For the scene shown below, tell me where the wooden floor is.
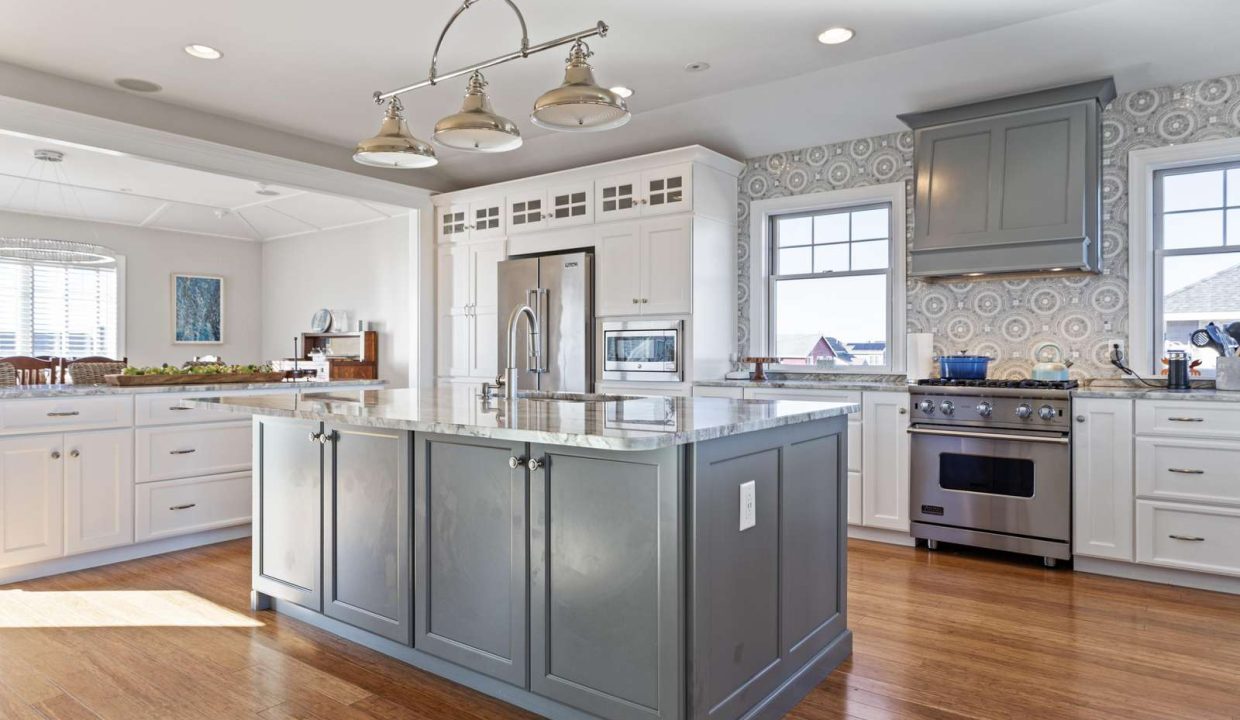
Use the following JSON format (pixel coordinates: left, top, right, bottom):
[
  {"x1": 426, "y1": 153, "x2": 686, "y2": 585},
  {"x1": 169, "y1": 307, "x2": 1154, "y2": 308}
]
[{"x1": 2, "y1": 540, "x2": 1238, "y2": 720}]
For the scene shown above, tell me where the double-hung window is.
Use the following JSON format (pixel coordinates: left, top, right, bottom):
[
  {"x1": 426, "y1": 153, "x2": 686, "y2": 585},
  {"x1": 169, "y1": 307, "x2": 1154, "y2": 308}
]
[
  {"x1": 766, "y1": 201, "x2": 896, "y2": 369},
  {"x1": 1152, "y1": 162, "x2": 1240, "y2": 374},
  {"x1": 0, "y1": 247, "x2": 120, "y2": 358}
]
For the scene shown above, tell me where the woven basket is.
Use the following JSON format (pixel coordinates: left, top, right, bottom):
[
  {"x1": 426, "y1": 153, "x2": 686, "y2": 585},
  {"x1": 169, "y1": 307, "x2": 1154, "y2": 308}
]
[
  {"x1": 68, "y1": 362, "x2": 128, "y2": 385},
  {"x1": 0, "y1": 362, "x2": 14, "y2": 387}
]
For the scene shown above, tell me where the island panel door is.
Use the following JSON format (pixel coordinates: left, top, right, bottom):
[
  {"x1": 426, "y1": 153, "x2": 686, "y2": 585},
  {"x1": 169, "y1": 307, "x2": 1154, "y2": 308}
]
[
  {"x1": 528, "y1": 444, "x2": 682, "y2": 720},
  {"x1": 324, "y1": 424, "x2": 412, "y2": 644},
  {"x1": 253, "y1": 417, "x2": 323, "y2": 611},
  {"x1": 414, "y1": 433, "x2": 528, "y2": 685}
]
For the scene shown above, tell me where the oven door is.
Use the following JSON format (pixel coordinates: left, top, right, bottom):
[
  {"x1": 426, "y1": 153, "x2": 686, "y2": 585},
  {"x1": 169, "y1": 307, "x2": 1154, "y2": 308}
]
[
  {"x1": 601, "y1": 324, "x2": 681, "y2": 381},
  {"x1": 909, "y1": 425, "x2": 1071, "y2": 542}
]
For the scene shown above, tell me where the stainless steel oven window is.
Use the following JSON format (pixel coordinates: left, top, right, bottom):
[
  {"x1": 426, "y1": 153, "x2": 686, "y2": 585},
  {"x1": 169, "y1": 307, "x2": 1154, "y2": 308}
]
[
  {"x1": 768, "y1": 202, "x2": 893, "y2": 368},
  {"x1": 1152, "y1": 161, "x2": 1240, "y2": 377}
]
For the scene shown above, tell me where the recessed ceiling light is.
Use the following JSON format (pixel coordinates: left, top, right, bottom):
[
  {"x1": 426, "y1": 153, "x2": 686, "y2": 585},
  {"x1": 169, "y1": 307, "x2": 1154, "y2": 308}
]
[
  {"x1": 255, "y1": 184, "x2": 280, "y2": 196},
  {"x1": 684, "y1": 61, "x2": 711, "y2": 73},
  {"x1": 184, "y1": 44, "x2": 223, "y2": 60},
  {"x1": 115, "y1": 78, "x2": 162, "y2": 93},
  {"x1": 609, "y1": 86, "x2": 634, "y2": 99},
  {"x1": 817, "y1": 27, "x2": 855, "y2": 45}
]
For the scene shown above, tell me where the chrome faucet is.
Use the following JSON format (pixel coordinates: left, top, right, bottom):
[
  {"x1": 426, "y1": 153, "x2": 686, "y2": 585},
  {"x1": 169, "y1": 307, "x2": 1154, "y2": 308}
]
[{"x1": 501, "y1": 304, "x2": 540, "y2": 399}]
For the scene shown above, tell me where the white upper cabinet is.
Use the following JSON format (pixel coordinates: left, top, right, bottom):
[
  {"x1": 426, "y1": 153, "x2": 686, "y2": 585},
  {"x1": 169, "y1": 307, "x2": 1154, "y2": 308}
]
[
  {"x1": 546, "y1": 183, "x2": 594, "y2": 228},
  {"x1": 595, "y1": 222, "x2": 643, "y2": 316},
  {"x1": 506, "y1": 189, "x2": 548, "y2": 234},
  {"x1": 640, "y1": 217, "x2": 693, "y2": 315},
  {"x1": 437, "y1": 203, "x2": 471, "y2": 243},
  {"x1": 469, "y1": 197, "x2": 505, "y2": 240},
  {"x1": 595, "y1": 172, "x2": 642, "y2": 221},
  {"x1": 437, "y1": 239, "x2": 503, "y2": 379},
  {"x1": 639, "y1": 163, "x2": 693, "y2": 217}
]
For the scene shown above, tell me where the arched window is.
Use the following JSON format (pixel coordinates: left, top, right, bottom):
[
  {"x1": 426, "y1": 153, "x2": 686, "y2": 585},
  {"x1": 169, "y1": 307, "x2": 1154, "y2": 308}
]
[{"x1": 0, "y1": 238, "x2": 120, "y2": 358}]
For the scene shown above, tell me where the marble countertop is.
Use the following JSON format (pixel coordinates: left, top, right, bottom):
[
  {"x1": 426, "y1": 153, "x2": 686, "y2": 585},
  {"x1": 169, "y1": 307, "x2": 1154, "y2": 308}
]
[
  {"x1": 695, "y1": 379, "x2": 911, "y2": 392},
  {"x1": 0, "y1": 379, "x2": 385, "y2": 399},
  {"x1": 187, "y1": 386, "x2": 859, "y2": 451},
  {"x1": 1074, "y1": 381, "x2": 1240, "y2": 402}
]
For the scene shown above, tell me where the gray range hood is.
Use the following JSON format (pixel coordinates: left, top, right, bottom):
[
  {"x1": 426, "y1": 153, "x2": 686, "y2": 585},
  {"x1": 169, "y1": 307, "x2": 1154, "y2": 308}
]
[{"x1": 899, "y1": 78, "x2": 1117, "y2": 278}]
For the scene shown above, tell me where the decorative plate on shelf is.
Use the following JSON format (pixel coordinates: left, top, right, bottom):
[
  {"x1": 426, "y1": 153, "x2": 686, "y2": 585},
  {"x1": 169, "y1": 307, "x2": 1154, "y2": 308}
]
[{"x1": 310, "y1": 308, "x2": 332, "y2": 333}]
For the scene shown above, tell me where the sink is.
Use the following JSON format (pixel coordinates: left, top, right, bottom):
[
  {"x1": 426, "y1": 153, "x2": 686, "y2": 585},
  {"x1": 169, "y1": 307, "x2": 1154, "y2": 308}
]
[{"x1": 515, "y1": 391, "x2": 639, "y2": 403}]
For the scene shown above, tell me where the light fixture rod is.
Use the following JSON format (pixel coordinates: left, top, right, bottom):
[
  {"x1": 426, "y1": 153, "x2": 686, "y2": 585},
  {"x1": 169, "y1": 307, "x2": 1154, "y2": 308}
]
[{"x1": 374, "y1": 20, "x2": 608, "y2": 103}]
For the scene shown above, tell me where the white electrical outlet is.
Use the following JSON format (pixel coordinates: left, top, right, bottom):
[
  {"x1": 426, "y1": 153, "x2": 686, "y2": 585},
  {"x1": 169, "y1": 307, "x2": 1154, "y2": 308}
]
[{"x1": 739, "y1": 480, "x2": 756, "y2": 531}]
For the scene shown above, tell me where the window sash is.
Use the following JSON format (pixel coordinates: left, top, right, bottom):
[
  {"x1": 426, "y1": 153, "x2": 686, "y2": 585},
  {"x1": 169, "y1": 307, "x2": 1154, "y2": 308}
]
[
  {"x1": 0, "y1": 258, "x2": 118, "y2": 359},
  {"x1": 767, "y1": 202, "x2": 895, "y2": 369}
]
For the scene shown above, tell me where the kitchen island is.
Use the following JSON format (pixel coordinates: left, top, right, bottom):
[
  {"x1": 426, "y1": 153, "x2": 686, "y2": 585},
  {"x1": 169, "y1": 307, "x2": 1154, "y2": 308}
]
[{"x1": 192, "y1": 386, "x2": 856, "y2": 720}]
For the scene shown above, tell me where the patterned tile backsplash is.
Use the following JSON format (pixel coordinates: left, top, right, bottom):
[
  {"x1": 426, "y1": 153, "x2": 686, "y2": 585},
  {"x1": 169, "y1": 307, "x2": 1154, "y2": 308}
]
[{"x1": 735, "y1": 72, "x2": 1240, "y2": 379}]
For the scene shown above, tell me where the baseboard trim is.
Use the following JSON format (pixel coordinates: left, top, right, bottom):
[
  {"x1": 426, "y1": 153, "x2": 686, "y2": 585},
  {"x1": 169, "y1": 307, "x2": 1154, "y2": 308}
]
[
  {"x1": 848, "y1": 525, "x2": 915, "y2": 546},
  {"x1": 1074, "y1": 556, "x2": 1240, "y2": 596},
  {"x1": 0, "y1": 524, "x2": 251, "y2": 585},
  {"x1": 743, "y1": 630, "x2": 853, "y2": 720}
]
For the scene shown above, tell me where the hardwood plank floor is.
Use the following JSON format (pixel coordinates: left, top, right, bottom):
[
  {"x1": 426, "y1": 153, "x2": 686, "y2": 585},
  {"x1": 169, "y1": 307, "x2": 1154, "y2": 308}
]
[{"x1": 2, "y1": 539, "x2": 1238, "y2": 719}]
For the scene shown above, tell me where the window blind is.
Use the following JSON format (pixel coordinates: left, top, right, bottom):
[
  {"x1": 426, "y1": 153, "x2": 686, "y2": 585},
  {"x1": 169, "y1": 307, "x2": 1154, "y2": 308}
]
[{"x1": 0, "y1": 258, "x2": 117, "y2": 358}]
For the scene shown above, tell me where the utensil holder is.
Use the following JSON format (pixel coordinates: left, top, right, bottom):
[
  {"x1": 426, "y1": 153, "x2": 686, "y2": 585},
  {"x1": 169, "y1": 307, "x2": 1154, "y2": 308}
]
[{"x1": 1217, "y1": 357, "x2": 1240, "y2": 391}]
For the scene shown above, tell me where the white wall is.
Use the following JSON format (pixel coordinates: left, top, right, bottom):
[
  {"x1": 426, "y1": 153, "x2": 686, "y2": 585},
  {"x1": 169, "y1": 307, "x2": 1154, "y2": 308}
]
[
  {"x1": 261, "y1": 215, "x2": 413, "y2": 388},
  {"x1": 0, "y1": 209, "x2": 262, "y2": 367}
]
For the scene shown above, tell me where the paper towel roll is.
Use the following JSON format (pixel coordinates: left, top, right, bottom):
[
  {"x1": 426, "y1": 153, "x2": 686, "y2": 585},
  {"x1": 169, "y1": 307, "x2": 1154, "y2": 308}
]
[{"x1": 906, "y1": 333, "x2": 935, "y2": 380}]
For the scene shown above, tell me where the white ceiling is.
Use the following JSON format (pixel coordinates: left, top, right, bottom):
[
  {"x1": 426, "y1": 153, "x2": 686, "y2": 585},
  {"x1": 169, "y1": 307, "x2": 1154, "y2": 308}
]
[
  {"x1": 1, "y1": 0, "x2": 1239, "y2": 190},
  {"x1": 0, "y1": 130, "x2": 409, "y2": 241}
]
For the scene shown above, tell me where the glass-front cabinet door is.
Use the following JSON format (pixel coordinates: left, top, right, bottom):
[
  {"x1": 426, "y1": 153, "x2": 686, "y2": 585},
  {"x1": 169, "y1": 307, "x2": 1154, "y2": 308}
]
[
  {"x1": 639, "y1": 163, "x2": 693, "y2": 216},
  {"x1": 546, "y1": 183, "x2": 594, "y2": 228},
  {"x1": 437, "y1": 203, "x2": 471, "y2": 242},
  {"x1": 468, "y1": 197, "x2": 505, "y2": 240},
  {"x1": 506, "y1": 190, "x2": 548, "y2": 234},
  {"x1": 595, "y1": 173, "x2": 641, "y2": 221}
]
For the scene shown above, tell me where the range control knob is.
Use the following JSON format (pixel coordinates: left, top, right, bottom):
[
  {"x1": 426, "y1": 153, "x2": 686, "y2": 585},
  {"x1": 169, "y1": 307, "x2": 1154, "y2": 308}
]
[
  {"x1": 916, "y1": 400, "x2": 936, "y2": 414},
  {"x1": 1039, "y1": 405, "x2": 1057, "y2": 421},
  {"x1": 1015, "y1": 403, "x2": 1034, "y2": 419},
  {"x1": 939, "y1": 400, "x2": 955, "y2": 416},
  {"x1": 975, "y1": 401, "x2": 993, "y2": 417}
]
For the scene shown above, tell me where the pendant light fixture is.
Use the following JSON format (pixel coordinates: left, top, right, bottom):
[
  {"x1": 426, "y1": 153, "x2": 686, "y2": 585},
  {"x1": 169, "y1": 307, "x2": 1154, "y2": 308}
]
[
  {"x1": 355, "y1": 0, "x2": 625, "y2": 169},
  {"x1": 433, "y1": 71, "x2": 522, "y2": 152},
  {"x1": 531, "y1": 40, "x2": 629, "y2": 132},
  {"x1": 353, "y1": 98, "x2": 438, "y2": 169}
]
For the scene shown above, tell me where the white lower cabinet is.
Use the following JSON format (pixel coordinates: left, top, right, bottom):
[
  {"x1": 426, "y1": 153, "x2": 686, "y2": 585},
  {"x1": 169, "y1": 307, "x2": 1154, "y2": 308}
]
[
  {"x1": 65, "y1": 429, "x2": 134, "y2": 555},
  {"x1": 136, "y1": 472, "x2": 251, "y2": 543},
  {"x1": 1136, "y1": 501, "x2": 1240, "y2": 577},
  {"x1": 0, "y1": 434, "x2": 64, "y2": 568},
  {"x1": 136, "y1": 421, "x2": 251, "y2": 484},
  {"x1": 861, "y1": 392, "x2": 910, "y2": 532},
  {"x1": 1071, "y1": 398, "x2": 1135, "y2": 561}
]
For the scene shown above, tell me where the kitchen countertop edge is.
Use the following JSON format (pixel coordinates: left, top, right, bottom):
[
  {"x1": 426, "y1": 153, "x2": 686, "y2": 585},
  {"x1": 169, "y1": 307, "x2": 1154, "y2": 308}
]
[{"x1": 0, "y1": 379, "x2": 386, "y2": 399}]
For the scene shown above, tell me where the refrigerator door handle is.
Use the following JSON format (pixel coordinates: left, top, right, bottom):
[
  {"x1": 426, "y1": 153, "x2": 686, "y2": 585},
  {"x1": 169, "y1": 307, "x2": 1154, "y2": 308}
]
[{"x1": 537, "y1": 287, "x2": 550, "y2": 373}]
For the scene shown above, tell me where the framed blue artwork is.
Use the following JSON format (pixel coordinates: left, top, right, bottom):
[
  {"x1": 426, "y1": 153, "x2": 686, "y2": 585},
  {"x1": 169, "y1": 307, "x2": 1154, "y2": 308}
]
[{"x1": 172, "y1": 273, "x2": 224, "y2": 344}]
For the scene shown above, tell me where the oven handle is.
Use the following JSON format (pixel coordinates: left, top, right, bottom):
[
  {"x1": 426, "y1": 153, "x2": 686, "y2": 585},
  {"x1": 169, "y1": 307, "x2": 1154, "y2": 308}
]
[{"x1": 906, "y1": 427, "x2": 1070, "y2": 445}]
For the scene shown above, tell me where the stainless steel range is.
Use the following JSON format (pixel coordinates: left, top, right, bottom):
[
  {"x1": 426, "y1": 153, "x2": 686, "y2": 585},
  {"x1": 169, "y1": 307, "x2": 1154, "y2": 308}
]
[{"x1": 908, "y1": 379, "x2": 1076, "y2": 567}]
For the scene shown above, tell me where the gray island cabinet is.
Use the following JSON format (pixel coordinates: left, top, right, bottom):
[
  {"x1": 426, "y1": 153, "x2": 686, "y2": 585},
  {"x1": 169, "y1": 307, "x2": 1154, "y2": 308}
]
[{"x1": 195, "y1": 386, "x2": 857, "y2": 720}]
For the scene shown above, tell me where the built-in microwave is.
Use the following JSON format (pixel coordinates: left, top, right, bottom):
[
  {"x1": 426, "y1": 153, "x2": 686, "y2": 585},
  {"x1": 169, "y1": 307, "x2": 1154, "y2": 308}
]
[{"x1": 601, "y1": 320, "x2": 683, "y2": 382}]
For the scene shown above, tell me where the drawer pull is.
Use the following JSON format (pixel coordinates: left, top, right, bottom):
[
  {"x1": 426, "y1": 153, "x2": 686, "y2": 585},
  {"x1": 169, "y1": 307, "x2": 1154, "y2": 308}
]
[
  {"x1": 169, "y1": 503, "x2": 197, "y2": 511},
  {"x1": 46, "y1": 411, "x2": 80, "y2": 417},
  {"x1": 169, "y1": 448, "x2": 197, "y2": 455},
  {"x1": 169, "y1": 406, "x2": 194, "y2": 411},
  {"x1": 1168, "y1": 417, "x2": 1204, "y2": 422},
  {"x1": 1168, "y1": 468, "x2": 1205, "y2": 474},
  {"x1": 1169, "y1": 534, "x2": 1205, "y2": 542}
]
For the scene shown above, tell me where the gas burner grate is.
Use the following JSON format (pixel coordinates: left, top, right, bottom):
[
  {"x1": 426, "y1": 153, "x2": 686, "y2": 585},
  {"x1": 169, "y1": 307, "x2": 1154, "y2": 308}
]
[{"x1": 916, "y1": 378, "x2": 1078, "y2": 390}]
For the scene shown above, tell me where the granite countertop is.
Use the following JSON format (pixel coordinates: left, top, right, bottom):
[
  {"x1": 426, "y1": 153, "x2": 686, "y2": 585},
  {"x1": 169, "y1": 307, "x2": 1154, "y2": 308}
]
[
  {"x1": 186, "y1": 386, "x2": 859, "y2": 451},
  {"x1": 0, "y1": 379, "x2": 385, "y2": 399},
  {"x1": 694, "y1": 378, "x2": 911, "y2": 392},
  {"x1": 1074, "y1": 380, "x2": 1240, "y2": 402}
]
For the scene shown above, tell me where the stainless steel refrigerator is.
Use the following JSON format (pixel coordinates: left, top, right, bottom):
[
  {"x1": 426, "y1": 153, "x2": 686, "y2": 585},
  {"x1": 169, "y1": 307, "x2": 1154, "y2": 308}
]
[{"x1": 496, "y1": 251, "x2": 593, "y2": 393}]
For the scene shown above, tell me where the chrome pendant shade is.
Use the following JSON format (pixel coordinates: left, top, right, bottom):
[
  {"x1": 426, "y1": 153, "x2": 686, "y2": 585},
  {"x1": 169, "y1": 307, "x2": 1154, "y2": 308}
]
[
  {"x1": 354, "y1": 1, "x2": 625, "y2": 169},
  {"x1": 433, "y1": 72, "x2": 522, "y2": 152},
  {"x1": 531, "y1": 41, "x2": 629, "y2": 132},
  {"x1": 353, "y1": 98, "x2": 438, "y2": 169}
]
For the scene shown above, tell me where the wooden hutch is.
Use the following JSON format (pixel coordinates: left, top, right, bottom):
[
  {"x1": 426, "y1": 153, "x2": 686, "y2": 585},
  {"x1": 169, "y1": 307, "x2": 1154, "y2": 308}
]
[{"x1": 299, "y1": 331, "x2": 379, "y2": 380}]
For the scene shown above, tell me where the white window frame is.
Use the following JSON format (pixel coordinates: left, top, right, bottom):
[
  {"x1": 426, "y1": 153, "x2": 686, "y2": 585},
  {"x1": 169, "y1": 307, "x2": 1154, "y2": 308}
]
[
  {"x1": 747, "y1": 182, "x2": 907, "y2": 374},
  {"x1": 0, "y1": 251, "x2": 126, "y2": 360},
  {"x1": 1129, "y1": 137, "x2": 1240, "y2": 376}
]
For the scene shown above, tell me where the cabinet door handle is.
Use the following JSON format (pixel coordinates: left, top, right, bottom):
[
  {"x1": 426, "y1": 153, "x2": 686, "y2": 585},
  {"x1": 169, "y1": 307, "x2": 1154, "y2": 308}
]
[
  {"x1": 319, "y1": 431, "x2": 337, "y2": 445},
  {"x1": 47, "y1": 411, "x2": 80, "y2": 417},
  {"x1": 70, "y1": 449, "x2": 80, "y2": 458},
  {"x1": 527, "y1": 457, "x2": 545, "y2": 471},
  {"x1": 308, "y1": 431, "x2": 322, "y2": 443},
  {"x1": 169, "y1": 405, "x2": 193, "y2": 411},
  {"x1": 1168, "y1": 468, "x2": 1204, "y2": 474},
  {"x1": 1169, "y1": 534, "x2": 1205, "y2": 542},
  {"x1": 632, "y1": 298, "x2": 639, "y2": 304},
  {"x1": 169, "y1": 503, "x2": 197, "y2": 511},
  {"x1": 169, "y1": 448, "x2": 197, "y2": 455},
  {"x1": 898, "y1": 407, "x2": 908, "y2": 414},
  {"x1": 640, "y1": 298, "x2": 648, "y2": 304},
  {"x1": 1075, "y1": 415, "x2": 1086, "y2": 423},
  {"x1": 1168, "y1": 417, "x2": 1204, "y2": 422},
  {"x1": 50, "y1": 450, "x2": 61, "y2": 460},
  {"x1": 508, "y1": 456, "x2": 526, "y2": 469}
]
